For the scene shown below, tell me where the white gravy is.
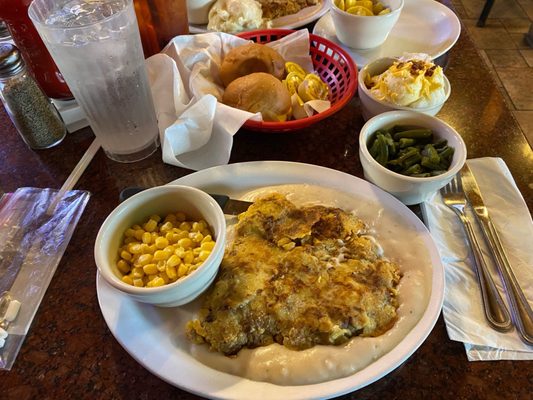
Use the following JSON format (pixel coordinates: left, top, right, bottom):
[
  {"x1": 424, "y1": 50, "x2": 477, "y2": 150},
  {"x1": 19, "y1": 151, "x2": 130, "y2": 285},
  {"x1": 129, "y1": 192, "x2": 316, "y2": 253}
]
[{"x1": 188, "y1": 184, "x2": 432, "y2": 385}]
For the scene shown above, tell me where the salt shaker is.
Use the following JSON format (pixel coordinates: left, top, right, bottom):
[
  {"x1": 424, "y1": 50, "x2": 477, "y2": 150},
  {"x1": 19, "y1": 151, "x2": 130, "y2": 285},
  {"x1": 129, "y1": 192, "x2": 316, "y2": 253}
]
[{"x1": 0, "y1": 43, "x2": 66, "y2": 149}]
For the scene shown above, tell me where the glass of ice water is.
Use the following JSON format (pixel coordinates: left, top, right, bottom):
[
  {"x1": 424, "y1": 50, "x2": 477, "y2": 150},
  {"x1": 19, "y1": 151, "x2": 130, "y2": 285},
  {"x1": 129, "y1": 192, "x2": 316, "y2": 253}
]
[{"x1": 29, "y1": 0, "x2": 159, "y2": 163}]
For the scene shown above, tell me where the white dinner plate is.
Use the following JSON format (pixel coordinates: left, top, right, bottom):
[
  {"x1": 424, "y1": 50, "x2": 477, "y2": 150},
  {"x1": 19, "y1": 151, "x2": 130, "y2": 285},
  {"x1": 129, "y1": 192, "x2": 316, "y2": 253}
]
[
  {"x1": 189, "y1": 0, "x2": 328, "y2": 33},
  {"x1": 97, "y1": 161, "x2": 444, "y2": 400},
  {"x1": 312, "y1": 0, "x2": 461, "y2": 68}
]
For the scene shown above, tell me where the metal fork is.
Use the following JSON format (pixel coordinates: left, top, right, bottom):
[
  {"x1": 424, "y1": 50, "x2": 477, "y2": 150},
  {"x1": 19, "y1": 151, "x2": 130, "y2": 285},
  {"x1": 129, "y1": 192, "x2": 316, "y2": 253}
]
[{"x1": 440, "y1": 175, "x2": 512, "y2": 332}]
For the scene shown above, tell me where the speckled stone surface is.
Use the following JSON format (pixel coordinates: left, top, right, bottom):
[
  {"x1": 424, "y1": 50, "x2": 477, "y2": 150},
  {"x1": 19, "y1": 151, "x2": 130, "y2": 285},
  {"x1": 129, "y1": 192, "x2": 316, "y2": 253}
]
[{"x1": 0, "y1": 5, "x2": 532, "y2": 400}]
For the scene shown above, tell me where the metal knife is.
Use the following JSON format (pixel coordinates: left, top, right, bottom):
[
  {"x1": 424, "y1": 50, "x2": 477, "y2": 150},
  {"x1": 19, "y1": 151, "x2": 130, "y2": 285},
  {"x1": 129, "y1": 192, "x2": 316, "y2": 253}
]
[
  {"x1": 461, "y1": 164, "x2": 533, "y2": 346},
  {"x1": 119, "y1": 187, "x2": 252, "y2": 215}
]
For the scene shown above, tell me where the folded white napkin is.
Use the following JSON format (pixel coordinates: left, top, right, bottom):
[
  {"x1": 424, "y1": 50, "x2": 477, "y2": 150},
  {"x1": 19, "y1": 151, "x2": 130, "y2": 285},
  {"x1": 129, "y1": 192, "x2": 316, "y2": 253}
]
[
  {"x1": 145, "y1": 30, "x2": 316, "y2": 171},
  {"x1": 421, "y1": 157, "x2": 533, "y2": 360}
]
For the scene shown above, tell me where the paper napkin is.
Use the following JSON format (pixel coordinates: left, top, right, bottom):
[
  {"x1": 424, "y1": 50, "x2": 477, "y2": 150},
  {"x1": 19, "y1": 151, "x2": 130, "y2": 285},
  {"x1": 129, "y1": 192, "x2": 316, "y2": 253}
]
[
  {"x1": 145, "y1": 30, "x2": 316, "y2": 171},
  {"x1": 421, "y1": 157, "x2": 533, "y2": 360}
]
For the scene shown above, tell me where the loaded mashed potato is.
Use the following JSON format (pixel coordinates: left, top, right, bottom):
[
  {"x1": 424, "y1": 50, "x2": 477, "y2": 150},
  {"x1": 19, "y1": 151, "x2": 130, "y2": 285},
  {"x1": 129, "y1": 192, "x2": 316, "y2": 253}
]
[{"x1": 365, "y1": 54, "x2": 447, "y2": 108}]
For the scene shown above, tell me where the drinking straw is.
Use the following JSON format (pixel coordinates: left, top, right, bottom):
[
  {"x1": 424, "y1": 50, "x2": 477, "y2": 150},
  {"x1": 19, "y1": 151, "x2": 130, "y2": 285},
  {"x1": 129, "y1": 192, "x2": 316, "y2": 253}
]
[{"x1": 46, "y1": 137, "x2": 100, "y2": 215}]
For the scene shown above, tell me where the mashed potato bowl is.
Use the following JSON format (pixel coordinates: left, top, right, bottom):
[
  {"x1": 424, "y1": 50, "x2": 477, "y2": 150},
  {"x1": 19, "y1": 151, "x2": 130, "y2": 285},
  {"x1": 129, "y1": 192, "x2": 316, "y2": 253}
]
[
  {"x1": 330, "y1": 0, "x2": 403, "y2": 49},
  {"x1": 95, "y1": 185, "x2": 226, "y2": 307},
  {"x1": 358, "y1": 57, "x2": 451, "y2": 121},
  {"x1": 359, "y1": 110, "x2": 467, "y2": 205}
]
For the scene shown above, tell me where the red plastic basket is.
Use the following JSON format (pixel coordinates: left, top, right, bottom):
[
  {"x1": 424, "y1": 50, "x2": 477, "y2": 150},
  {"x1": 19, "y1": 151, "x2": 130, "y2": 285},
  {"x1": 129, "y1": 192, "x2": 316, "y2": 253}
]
[{"x1": 236, "y1": 29, "x2": 358, "y2": 132}]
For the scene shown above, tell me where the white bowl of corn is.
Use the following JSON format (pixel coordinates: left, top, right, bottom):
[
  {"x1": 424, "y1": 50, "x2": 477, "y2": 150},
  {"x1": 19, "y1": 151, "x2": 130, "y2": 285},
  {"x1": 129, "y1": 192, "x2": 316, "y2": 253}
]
[{"x1": 95, "y1": 185, "x2": 226, "y2": 307}]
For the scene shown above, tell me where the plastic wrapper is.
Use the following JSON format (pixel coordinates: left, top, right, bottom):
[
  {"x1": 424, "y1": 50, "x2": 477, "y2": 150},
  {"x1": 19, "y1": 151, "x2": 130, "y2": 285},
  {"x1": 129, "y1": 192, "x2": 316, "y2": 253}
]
[
  {"x1": 421, "y1": 158, "x2": 533, "y2": 360},
  {"x1": 0, "y1": 187, "x2": 90, "y2": 370}
]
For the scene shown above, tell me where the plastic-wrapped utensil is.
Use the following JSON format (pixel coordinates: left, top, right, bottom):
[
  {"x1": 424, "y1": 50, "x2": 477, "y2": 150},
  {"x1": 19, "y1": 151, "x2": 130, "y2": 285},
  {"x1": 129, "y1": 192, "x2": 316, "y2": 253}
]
[{"x1": 0, "y1": 187, "x2": 90, "y2": 370}]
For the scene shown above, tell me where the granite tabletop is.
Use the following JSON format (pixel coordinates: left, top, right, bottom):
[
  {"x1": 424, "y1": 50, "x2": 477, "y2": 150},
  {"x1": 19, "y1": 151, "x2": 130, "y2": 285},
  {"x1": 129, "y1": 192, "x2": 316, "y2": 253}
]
[{"x1": 0, "y1": 4, "x2": 532, "y2": 399}]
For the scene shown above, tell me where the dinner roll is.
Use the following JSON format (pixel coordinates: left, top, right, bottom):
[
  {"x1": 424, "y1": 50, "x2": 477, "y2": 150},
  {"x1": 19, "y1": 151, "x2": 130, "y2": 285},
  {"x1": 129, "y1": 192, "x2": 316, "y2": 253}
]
[
  {"x1": 219, "y1": 43, "x2": 286, "y2": 87},
  {"x1": 222, "y1": 72, "x2": 291, "y2": 122}
]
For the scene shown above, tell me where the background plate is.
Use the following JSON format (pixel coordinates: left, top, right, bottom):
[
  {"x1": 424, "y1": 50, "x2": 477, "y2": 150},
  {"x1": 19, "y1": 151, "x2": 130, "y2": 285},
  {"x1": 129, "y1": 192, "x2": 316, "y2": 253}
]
[
  {"x1": 313, "y1": 0, "x2": 461, "y2": 68},
  {"x1": 97, "y1": 161, "x2": 444, "y2": 400},
  {"x1": 190, "y1": 0, "x2": 328, "y2": 33}
]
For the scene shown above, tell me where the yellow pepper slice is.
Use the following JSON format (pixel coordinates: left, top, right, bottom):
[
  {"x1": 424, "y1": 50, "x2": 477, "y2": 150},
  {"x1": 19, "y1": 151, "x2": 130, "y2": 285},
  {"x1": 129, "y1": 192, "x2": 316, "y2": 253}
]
[
  {"x1": 297, "y1": 74, "x2": 329, "y2": 102},
  {"x1": 283, "y1": 72, "x2": 304, "y2": 95},
  {"x1": 285, "y1": 62, "x2": 307, "y2": 79}
]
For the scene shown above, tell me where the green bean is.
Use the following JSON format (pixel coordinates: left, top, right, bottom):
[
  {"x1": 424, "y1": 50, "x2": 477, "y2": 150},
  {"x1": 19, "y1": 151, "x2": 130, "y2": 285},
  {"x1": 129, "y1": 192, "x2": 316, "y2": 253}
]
[
  {"x1": 393, "y1": 128, "x2": 433, "y2": 141},
  {"x1": 366, "y1": 125, "x2": 456, "y2": 177},
  {"x1": 402, "y1": 163, "x2": 423, "y2": 175},
  {"x1": 399, "y1": 138, "x2": 416, "y2": 148},
  {"x1": 375, "y1": 134, "x2": 389, "y2": 166}
]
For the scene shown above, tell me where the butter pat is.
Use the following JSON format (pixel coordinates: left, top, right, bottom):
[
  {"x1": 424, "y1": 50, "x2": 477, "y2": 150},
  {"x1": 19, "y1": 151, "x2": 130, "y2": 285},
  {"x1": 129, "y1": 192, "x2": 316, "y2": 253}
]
[
  {"x1": 0, "y1": 327, "x2": 7, "y2": 349},
  {"x1": 5, "y1": 299, "x2": 21, "y2": 322}
]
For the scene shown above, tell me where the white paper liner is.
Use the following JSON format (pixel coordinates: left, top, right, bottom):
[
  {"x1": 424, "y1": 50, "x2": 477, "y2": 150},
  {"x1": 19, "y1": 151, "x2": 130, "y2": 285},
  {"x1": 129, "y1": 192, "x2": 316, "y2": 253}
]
[{"x1": 145, "y1": 30, "x2": 329, "y2": 170}]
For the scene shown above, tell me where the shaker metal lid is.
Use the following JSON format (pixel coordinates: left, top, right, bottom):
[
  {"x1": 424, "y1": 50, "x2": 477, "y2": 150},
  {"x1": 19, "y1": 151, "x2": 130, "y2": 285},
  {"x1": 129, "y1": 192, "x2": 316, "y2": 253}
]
[
  {"x1": 0, "y1": 20, "x2": 10, "y2": 40},
  {"x1": 0, "y1": 43, "x2": 24, "y2": 77}
]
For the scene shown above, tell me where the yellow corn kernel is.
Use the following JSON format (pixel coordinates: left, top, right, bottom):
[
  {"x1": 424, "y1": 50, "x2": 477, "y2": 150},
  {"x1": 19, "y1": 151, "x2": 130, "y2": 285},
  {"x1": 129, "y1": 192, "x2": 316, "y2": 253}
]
[
  {"x1": 143, "y1": 263, "x2": 159, "y2": 275},
  {"x1": 149, "y1": 214, "x2": 161, "y2": 223},
  {"x1": 141, "y1": 244, "x2": 155, "y2": 254},
  {"x1": 175, "y1": 230, "x2": 189, "y2": 240},
  {"x1": 159, "y1": 271, "x2": 170, "y2": 283},
  {"x1": 174, "y1": 247, "x2": 186, "y2": 258},
  {"x1": 157, "y1": 260, "x2": 166, "y2": 272},
  {"x1": 175, "y1": 212, "x2": 186, "y2": 222},
  {"x1": 163, "y1": 245, "x2": 175, "y2": 254},
  {"x1": 130, "y1": 243, "x2": 144, "y2": 255},
  {"x1": 190, "y1": 232, "x2": 204, "y2": 243},
  {"x1": 151, "y1": 277, "x2": 165, "y2": 287},
  {"x1": 193, "y1": 247, "x2": 201, "y2": 256},
  {"x1": 120, "y1": 250, "x2": 132, "y2": 261},
  {"x1": 124, "y1": 228, "x2": 136, "y2": 238},
  {"x1": 166, "y1": 265, "x2": 177, "y2": 280},
  {"x1": 183, "y1": 251, "x2": 194, "y2": 264},
  {"x1": 177, "y1": 264, "x2": 189, "y2": 278},
  {"x1": 132, "y1": 224, "x2": 142, "y2": 230},
  {"x1": 141, "y1": 232, "x2": 152, "y2": 244},
  {"x1": 133, "y1": 278, "x2": 144, "y2": 287},
  {"x1": 191, "y1": 221, "x2": 201, "y2": 232},
  {"x1": 166, "y1": 232, "x2": 178, "y2": 243},
  {"x1": 122, "y1": 275, "x2": 134, "y2": 285},
  {"x1": 198, "y1": 250, "x2": 211, "y2": 261},
  {"x1": 138, "y1": 254, "x2": 153, "y2": 266},
  {"x1": 117, "y1": 259, "x2": 131, "y2": 274},
  {"x1": 160, "y1": 221, "x2": 174, "y2": 234},
  {"x1": 164, "y1": 213, "x2": 177, "y2": 224},
  {"x1": 178, "y1": 238, "x2": 193, "y2": 249},
  {"x1": 134, "y1": 229, "x2": 144, "y2": 240},
  {"x1": 153, "y1": 250, "x2": 168, "y2": 261},
  {"x1": 167, "y1": 254, "x2": 181, "y2": 267},
  {"x1": 200, "y1": 241, "x2": 215, "y2": 251},
  {"x1": 155, "y1": 236, "x2": 169, "y2": 249},
  {"x1": 147, "y1": 273, "x2": 158, "y2": 281},
  {"x1": 201, "y1": 234, "x2": 212, "y2": 244},
  {"x1": 132, "y1": 267, "x2": 145, "y2": 279},
  {"x1": 144, "y1": 219, "x2": 158, "y2": 233},
  {"x1": 188, "y1": 264, "x2": 199, "y2": 273},
  {"x1": 179, "y1": 221, "x2": 192, "y2": 231}
]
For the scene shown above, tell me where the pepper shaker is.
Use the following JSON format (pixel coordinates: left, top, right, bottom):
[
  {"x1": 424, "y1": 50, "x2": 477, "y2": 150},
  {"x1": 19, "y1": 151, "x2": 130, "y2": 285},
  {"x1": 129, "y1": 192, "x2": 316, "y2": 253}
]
[{"x1": 0, "y1": 43, "x2": 66, "y2": 149}]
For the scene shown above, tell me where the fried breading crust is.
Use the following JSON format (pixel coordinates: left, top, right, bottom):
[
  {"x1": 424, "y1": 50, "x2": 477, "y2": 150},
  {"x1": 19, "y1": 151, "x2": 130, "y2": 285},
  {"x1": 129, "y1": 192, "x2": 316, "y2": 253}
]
[
  {"x1": 257, "y1": 0, "x2": 319, "y2": 20},
  {"x1": 187, "y1": 193, "x2": 401, "y2": 355}
]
